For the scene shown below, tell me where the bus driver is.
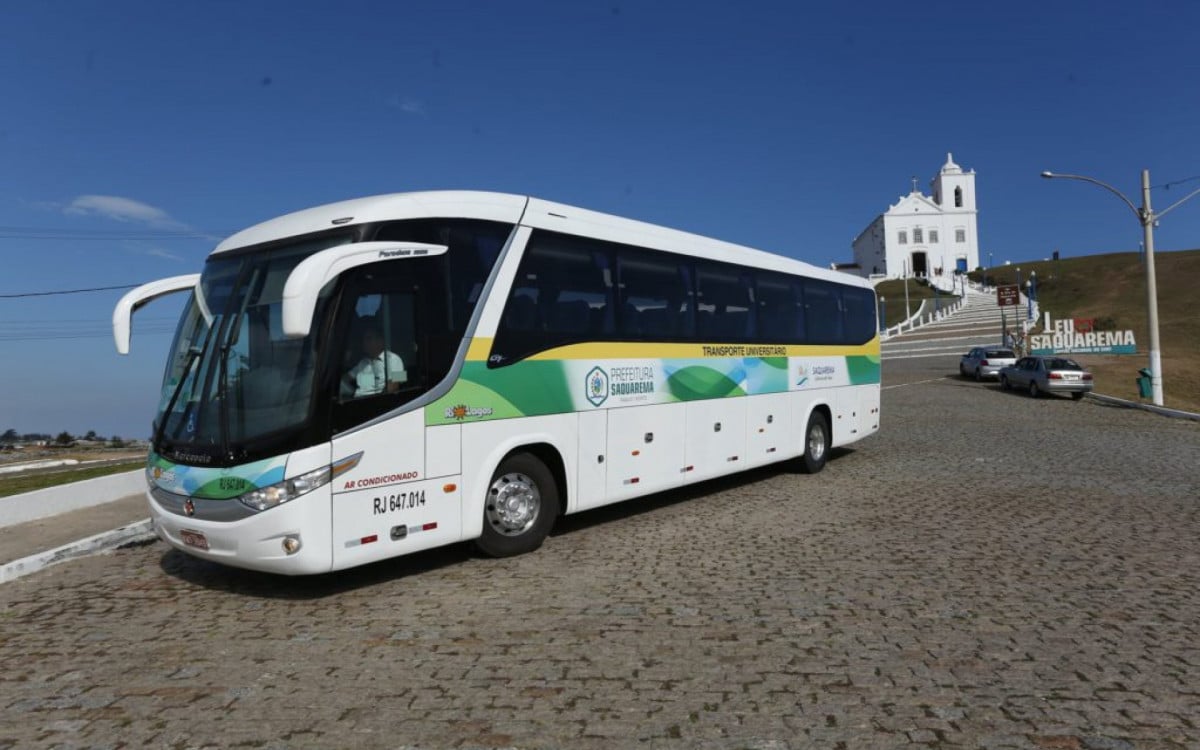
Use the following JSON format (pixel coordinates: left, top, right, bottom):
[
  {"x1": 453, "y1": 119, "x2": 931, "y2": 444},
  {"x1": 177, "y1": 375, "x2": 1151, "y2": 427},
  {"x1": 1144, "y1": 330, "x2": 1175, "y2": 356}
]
[{"x1": 341, "y1": 325, "x2": 406, "y2": 399}]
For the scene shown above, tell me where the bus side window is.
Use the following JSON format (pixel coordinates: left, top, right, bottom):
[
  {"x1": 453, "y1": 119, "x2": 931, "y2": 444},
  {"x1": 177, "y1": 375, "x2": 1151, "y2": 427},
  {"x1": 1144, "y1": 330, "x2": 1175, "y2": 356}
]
[
  {"x1": 505, "y1": 293, "x2": 539, "y2": 332},
  {"x1": 490, "y1": 230, "x2": 615, "y2": 366},
  {"x1": 841, "y1": 287, "x2": 876, "y2": 344},
  {"x1": 372, "y1": 218, "x2": 510, "y2": 334},
  {"x1": 755, "y1": 271, "x2": 802, "y2": 343},
  {"x1": 803, "y1": 279, "x2": 844, "y2": 344},
  {"x1": 551, "y1": 298, "x2": 591, "y2": 334},
  {"x1": 616, "y1": 250, "x2": 692, "y2": 341},
  {"x1": 696, "y1": 261, "x2": 755, "y2": 342}
]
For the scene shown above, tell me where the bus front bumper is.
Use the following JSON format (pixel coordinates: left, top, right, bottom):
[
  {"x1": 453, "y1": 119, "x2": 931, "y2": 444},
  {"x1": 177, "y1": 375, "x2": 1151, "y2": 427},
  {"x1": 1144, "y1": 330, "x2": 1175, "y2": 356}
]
[{"x1": 147, "y1": 485, "x2": 334, "y2": 575}]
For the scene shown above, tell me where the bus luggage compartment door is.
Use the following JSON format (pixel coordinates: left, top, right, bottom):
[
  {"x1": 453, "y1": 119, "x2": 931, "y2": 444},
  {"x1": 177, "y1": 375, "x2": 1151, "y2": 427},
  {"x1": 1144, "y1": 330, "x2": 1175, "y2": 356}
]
[
  {"x1": 575, "y1": 409, "x2": 609, "y2": 512},
  {"x1": 605, "y1": 402, "x2": 686, "y2": 502},
  {"x1": 684, "y1": 396, "x2": 746, "y2": 483},
  {"x1": 744, "y1": 392, "x2": 791, "y2": 468}
]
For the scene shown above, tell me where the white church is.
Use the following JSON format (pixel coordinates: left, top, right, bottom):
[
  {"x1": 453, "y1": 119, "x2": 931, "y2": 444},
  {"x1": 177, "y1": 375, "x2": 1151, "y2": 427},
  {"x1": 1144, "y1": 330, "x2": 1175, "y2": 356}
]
[{"x1": 849, "y1": 153, "x2": 980, "y2": 287}]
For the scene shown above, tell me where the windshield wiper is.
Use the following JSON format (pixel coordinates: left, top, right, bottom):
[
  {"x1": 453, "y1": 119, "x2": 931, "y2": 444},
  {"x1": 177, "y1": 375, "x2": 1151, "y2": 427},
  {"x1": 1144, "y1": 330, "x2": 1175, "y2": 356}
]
[
  {"x1": 217, "y1": 339, "x2": 231, "y2": 458},
  {"x1": 152, "y1": 338, "x2": 208, "y2": 449},
  {"x1": 216, "y1": 269, "x2": 259, "y2": 459}
]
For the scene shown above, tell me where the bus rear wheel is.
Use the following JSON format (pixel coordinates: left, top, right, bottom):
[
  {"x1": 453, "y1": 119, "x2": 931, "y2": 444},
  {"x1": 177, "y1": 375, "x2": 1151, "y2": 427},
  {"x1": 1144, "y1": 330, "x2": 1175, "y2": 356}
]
[
  {"x1": 800, "y1": 411, "x2": 829, "y2": 474},
  {"x1": 476, "y1": 453, "x2": 558, "y2": 558}
]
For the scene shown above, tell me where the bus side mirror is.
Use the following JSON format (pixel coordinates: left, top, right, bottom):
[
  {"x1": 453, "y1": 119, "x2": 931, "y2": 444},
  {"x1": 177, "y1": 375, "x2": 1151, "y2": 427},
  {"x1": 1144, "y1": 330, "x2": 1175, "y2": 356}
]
[
  {"x1": 280, "y1": 242, "x2": 448, "y2": 338},
  {"x1": 112, "y1": 274, "x2": 201, "y2": 354}
]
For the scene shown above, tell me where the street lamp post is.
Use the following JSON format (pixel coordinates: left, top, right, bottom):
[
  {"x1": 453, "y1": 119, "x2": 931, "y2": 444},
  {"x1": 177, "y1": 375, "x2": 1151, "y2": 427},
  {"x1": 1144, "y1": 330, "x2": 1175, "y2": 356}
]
[
  {"x1": 1029, "y1": 271, "x2": 1037, "y2": 322},
  {"x1": 1040, "y1": 169, "x2": 1200, "y2": 406},
  {"x1": 879, "y1": 295, "x2": 886, "y2": 333},
  {"x1": 903, "y1": 260, "x2": 911, "y2": 321},
  {"x1": 1014, "y1": 267, "x2": 1022, "y2": 331},
  {"x1": 1025, "y1": 279, "x2": 1032, "y2": 321}
]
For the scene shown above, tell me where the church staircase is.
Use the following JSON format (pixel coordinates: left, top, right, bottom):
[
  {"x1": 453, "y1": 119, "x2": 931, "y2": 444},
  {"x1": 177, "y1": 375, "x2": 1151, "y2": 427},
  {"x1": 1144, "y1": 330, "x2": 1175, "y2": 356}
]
[{"x1": 881, "y1": 284, "x2": 1031, "y2": 361}]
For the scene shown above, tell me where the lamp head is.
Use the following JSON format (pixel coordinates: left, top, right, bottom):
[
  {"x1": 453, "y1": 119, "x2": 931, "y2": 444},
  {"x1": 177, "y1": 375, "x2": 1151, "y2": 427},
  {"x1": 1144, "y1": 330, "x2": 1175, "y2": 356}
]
[{"x1": 1040, "y1": 171, "x2": 1054, "y2": 179}]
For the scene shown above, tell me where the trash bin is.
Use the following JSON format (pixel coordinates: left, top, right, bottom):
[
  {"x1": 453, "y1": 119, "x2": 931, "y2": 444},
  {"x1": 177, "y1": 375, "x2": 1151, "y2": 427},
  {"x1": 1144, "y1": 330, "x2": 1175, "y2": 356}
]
[{"x1": 1136, "y1": 368, "x2": 1152, "y2": 398}]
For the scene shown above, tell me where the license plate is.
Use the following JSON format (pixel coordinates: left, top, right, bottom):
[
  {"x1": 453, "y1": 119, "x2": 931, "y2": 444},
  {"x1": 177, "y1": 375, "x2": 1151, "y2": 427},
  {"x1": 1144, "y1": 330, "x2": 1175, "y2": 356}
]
[
  {"x1": 180, "y1": 530, "x2": 209, "y2": 551},
  {"x1": 1063, "y1": 374, "x2": 1078, "y2": 381}
]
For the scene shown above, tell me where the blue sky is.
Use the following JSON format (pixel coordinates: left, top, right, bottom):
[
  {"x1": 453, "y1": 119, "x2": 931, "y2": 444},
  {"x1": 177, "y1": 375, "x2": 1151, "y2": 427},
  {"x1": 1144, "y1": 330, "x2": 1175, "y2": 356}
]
[{"x1": 2, "y1": 1, "x2": 1199, "y2": 439}]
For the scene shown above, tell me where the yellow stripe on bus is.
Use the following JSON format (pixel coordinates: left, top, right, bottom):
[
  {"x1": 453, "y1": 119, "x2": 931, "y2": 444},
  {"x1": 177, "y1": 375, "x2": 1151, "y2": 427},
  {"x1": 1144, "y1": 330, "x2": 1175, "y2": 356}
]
[{"x1": 465, "y1": 337, "x2": 881, "y2": 362}]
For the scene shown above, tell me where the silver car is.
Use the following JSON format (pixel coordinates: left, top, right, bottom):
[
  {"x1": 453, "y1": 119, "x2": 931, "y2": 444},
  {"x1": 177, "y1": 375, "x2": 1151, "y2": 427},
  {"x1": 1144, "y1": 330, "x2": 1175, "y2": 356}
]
[
  {"x1": 959, "y1": 346, "x2": 1017, "y2": 381},
  {"x1": 999, "y1": 356, "x2": 1094, "y2": 400}
]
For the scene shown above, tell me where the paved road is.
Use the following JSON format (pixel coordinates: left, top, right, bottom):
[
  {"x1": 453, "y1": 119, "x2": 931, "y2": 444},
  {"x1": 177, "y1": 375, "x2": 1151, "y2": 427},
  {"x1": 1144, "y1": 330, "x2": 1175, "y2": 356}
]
[{"x1": 2, "y1": 356, "x2": 1198, "y2": 749}]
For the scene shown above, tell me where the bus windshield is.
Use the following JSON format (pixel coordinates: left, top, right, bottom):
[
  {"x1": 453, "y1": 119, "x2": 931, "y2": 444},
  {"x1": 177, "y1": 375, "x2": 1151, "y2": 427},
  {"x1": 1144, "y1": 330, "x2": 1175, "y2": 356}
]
[
  {"x1": 154, "y1": 234, "x2": 351, "y2": 461},
  {"x1": 153, "y1": 218, "x2": 513, "y2": 465}
]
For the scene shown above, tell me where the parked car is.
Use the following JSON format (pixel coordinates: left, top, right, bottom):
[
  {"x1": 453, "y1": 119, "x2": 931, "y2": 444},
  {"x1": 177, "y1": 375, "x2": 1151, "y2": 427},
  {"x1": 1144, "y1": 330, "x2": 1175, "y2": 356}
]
[
  {"x1": 999, "y1": 356, "x2": 1094, "y2": 400},
  {"x1": 959, "y1": 346, "x2": 1017, "y2": 381}
]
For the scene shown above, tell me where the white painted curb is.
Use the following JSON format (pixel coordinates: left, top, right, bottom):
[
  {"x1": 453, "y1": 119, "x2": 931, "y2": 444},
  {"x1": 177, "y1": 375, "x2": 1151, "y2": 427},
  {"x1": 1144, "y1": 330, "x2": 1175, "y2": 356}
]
[
  {"x1": 0, "y1": 519, "x2": 155, "y2": 584},
  {"x1": 1086, "y1": 393, "x2": 1200, "y2": 421},
  {"x1": 0, "y1": 469, "x2": 146, "y2": 528}
]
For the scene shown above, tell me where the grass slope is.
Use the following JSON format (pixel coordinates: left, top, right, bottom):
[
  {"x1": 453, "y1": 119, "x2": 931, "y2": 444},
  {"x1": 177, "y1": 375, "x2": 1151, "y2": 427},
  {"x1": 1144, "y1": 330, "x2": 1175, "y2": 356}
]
[{"x1": 973, "y1": 249, "x2": 1200, "y2": 413}]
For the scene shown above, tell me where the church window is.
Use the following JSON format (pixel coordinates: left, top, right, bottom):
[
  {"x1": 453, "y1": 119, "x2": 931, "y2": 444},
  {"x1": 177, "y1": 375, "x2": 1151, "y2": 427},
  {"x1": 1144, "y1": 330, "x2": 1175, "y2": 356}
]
[
  {"x1": 955, "y1": 229, "x2": 966, "y2": 243},
  {"x1": 954, "y1": 187, "x2": 963, "y2": 208},
  {"x1": 929, "y1": 229, "x2": 939, "y2": 243},
  {"x1": 913, "y1": 228, "x2": 923, "y2": 243},
  {"x1": 898, "y1": 231, "x2": 907, "y2": 244}
]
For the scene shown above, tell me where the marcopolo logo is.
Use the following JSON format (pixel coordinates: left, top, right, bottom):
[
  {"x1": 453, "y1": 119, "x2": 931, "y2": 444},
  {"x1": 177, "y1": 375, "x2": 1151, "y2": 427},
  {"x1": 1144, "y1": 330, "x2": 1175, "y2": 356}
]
[{"x1": 585, "y1": 366, "x2": 609, "y2": 407}]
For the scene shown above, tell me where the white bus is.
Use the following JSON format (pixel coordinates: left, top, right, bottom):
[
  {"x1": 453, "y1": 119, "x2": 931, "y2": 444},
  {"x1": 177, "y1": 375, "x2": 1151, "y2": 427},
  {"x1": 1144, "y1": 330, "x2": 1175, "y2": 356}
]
[{"x1": 114, "y1": 191, "x2": 880, "y2": 574}]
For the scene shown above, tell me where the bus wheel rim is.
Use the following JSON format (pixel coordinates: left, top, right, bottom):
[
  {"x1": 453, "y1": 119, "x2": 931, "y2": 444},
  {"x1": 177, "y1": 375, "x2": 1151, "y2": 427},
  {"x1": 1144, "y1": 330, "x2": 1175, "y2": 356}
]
[
  {"x1": 809, "y1": 424, "x2": 826, "y2": 461},
  {"x1": 487, "y1": 472, "x2": 540, "y2": 536}
]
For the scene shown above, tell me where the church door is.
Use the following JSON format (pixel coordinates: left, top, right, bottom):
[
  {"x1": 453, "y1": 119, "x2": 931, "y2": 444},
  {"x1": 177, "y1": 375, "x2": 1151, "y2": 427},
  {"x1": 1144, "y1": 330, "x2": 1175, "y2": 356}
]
[{"x1": 911, "y1": 251, "x2": 928, "y2": 277}]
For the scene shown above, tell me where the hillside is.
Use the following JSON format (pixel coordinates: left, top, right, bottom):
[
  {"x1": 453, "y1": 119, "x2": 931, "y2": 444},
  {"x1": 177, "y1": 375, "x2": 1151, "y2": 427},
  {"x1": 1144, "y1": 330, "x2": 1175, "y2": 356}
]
[{"x1": 971, "y1": 249, "x2": 1200, "y2": 413}]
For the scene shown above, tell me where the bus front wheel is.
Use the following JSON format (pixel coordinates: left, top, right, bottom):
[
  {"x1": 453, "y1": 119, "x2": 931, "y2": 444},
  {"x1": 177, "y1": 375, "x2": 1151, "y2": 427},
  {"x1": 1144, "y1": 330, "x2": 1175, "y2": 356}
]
[
  {"x1": 800, "y1": 411, "x2": 829, "y2": 474},
  {"x1": 476, "y1": 453, "x2": 558, "y2": 558}
]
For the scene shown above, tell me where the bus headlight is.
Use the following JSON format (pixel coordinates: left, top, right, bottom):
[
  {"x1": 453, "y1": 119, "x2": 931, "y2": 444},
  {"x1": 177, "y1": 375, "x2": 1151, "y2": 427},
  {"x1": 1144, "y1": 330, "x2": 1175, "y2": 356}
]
[{"x1": 238, "y1": 466, "x2": 331, "y2": 512}]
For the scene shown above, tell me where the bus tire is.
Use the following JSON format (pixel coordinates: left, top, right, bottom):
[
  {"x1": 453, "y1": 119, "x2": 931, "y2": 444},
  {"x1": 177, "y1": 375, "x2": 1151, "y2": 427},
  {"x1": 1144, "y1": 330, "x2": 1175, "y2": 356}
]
[
  {"x1": 476, "y1": 453, "x2": 558, "y2": 558},
  {"x1": 800, "y1": 411, "x2": 829, "y2": 475}
]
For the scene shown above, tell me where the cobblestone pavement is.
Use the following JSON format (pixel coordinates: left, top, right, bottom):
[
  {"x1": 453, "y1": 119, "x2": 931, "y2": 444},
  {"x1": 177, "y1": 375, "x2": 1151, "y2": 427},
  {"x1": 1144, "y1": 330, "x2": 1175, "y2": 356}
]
[{"x1": 2, "y1": 358, "x2": 1198, "y2": 749}]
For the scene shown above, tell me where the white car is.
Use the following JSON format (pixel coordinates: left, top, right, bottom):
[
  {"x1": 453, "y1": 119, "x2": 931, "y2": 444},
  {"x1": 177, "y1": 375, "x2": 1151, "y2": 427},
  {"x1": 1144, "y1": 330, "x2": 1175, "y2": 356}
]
[{"x1": 959, "y1": 346, "x2": 1017, "y2": 381}]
